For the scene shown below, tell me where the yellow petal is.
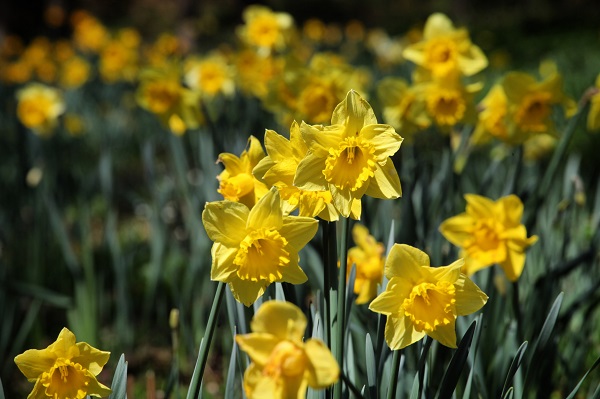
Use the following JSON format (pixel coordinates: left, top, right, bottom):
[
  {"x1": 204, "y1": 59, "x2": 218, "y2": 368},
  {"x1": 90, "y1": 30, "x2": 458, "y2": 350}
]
[
  {"x1": 423, "y1": 13, "x2": 454, "y2": 38},
  {"x1": 438, "y1": 213, "x2": 474, "y2": 247},
  {"x1": 360, "y1": 125, "x2": 403, "y2": 161},
  {"x1": 332, "y1": 90, "x2": 377, "y2": 136},
  {"x1": 228, "y1": 276, "x2": 268, "y2": 307},
  {"x1": 294, "y1": 152, "x2": 328, "y2": 192},
  {"x1": 264, "y1": 129, "x2": 293, "y2": 162},
  {"x1": 262, "y1": 159, "x2": 297, "y2": 185},
  {"x1": 247, "y1": 187, "x2": 283, "y2": 230},
  {"x1": 502, "y1": 72, "x2": 537, "y2": 103},
  {"x1": 426, "y1": 322, "x2": 457, "y2": 348},
  {"x1": 300, "y1": 122, "x2": 344, "y2": 158},
  {"x1": 14, "y1": 348, "x2": 56, "y2": 381},
  {"x1": 369, "y1": 279, "x2": 408, "y2": 316},
  {"x1": 247, "y1": 135, "x2": 266, "y2": 167},
  {"x1": 210, "y1": 244, "x2": 239, "y2": 281},
  {"x1": 218, "y1": 153, "x2": 245, "y2": 175},
  {"x1": 304, "y1": 339, "x2": 340, "y2": 388},
  {"x1": 250, "y1": 301, "x2": 307, "y2": 342},
  {"x1": 202, "y1": 200, "x2": 248, "y2": 247},
  {"x1": 454, "y1": 274, "x2": 488, "y2": 316},
  {"x1": 73, "y1": 342, "x2": 110, "y2": 376},
  {"x1": 253, "y1": 155, "x2": 275, "y2": 183},
  {"x1": 384, "y1": 315, "x2": 425, "y2": 350},
  {"x1": 279, "y1": 216, "x2": 318, "y2": 250},
  {"x1": 428, "y1": 259, "x2": 463, "y2": 284},
  {"x1": 235, "y1": 333, "x2": 281, "y2": 366},
  {"x1": 330, "y1": 185, "x2": 353, "y2": 218},
  {"x1": 499, "y1": 195, "x2": 524, "y2": 226},
  {"x1": 281, "y1": 259, "x2": 309, "y2": 284},
  {"x1": 83, "y1": 369, "x2": 113, "y2": 398},
  {"x1": 364, "y1": 160, "x2": 402, "y2": 200},
  {"x1": 385, "y1": 244, "x2": 429, "y2": 280},
  {"x1": 464, "y1": 194, "x2": 495, "y2": 218},
  {"x1": 289, "y1": 120, "x2": 309, "y2": 161}
]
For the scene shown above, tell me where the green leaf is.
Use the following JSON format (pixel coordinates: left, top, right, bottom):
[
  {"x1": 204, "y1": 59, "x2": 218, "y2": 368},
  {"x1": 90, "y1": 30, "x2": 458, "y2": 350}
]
[
  {"x1": 275, "y1": 282, "x2": 286, "y2": 302},
  {"x1": 565, "y1": 355, "x2": 600, "y2": 399},
  {"x1": 502, "y1": 387, "x2": 514, "y2": 399},
  {"x1": 501, "y1": 341, "x2": 528, "y2": 398},
  {"x1": 186, "y1": 339, "x2": 204, "y2": 399},
  {"x1": 535, "y1": 292, "x2": 564, "y2": 351},
  {"x1": 437, "y1": 319, "x2": 477, "y2": 399},
  {"x1": 224, "y1": 336, "x2": 238, "y2": 399},
  {"x1": 365, "y1": 333, "x2": 376, "y2": 398},
  {"x1": 108, "y1": 354, "x2": 128, "y2": 399},
  {"x1": 0, "y1": 378, "x2": 5, "y2": 399}
]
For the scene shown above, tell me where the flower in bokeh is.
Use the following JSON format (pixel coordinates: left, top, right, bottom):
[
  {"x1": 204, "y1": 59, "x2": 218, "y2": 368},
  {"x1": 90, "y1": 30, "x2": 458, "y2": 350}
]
[
  {"x1": 471, "y1": 83, "x2": 509, "y2": 145},
  {"x1": 184, "y1": 53, "x2": 235, "y2": 98},
  {"x1": 14, "y1": 327, "x2": 111, "y2": 399},
  {"x1": 501, "y1": 63, "x2": 576, "y2": 143},
  {"x1": 423, "y1": 74, "x2": 479, "y2": 130},
  {"x1": 202, "y1": 188, "x2": 318, "y2": 306},
  {"x1": 403, "y1": 13, "x2": 487, "y2": 81},
  {"x1": 238, "y1": 5, "x2": 294, "y2": 55},
  {"x1": 71, "y1": 10, "x2": 109, "y2": 53},
  {"x1": 369, "y1": 244, "x2": 488, "y2": 349},
  {"x1": 587, "y1": 74, "x2": 600, "y2": 132},
  {"x1": 439, "y1": 194, "x2": 538, "y2": 281},
  {"x1": 59, "y1": 56, "x2": 91, "y2": 89},
  {"x1": 377, "y1": 77, "x2": 430, "y2": 141},
  {"x1": 218, "y1": 136, "x2": 269, "y2": 209},
  {"x1": 346, "y1": 223, "x2": 385, "y2": 304},
  {"x1": 236, "y1": 301, "x2": 339, "y2": 398},
  {"x1": 16, "y1": 83, "x2": 65, "y2": 137},
  {"x1": 253, "y1": 121, "x2": 343, "y2": 221},
  {"x1": 295, "y1": 90, "x2": 403, "y2": 219},
  {"x1": 99, "y1": 38, "x2": 138, "y2": 83},
  {"x1": 235, "y1": 49, "x2": 284, "y2": 98},
  {"x1": 136, "y1": 67, "x2": 203, "y2": 135}
]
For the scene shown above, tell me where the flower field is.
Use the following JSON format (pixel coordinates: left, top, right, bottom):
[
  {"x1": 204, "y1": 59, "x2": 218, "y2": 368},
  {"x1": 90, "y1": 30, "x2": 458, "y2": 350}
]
[{"x1": 1, "y1": 2, "x2": 600, "y2": 398}]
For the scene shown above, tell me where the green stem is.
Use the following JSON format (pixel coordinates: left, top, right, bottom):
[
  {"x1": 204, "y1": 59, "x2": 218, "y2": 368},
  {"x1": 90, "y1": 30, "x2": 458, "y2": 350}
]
[
  {"x1": 188, "y1": 282, "x2": 225, "y2": 399},
  {"x1": 334, "y1": 216, "x2": 351, "y2": 399},
  {"x1": 511, "y1": 281, "x2": 524, "y2": 343},
  {"x1": 387, "y1": 350, "x2": 402, "y2": 399}
]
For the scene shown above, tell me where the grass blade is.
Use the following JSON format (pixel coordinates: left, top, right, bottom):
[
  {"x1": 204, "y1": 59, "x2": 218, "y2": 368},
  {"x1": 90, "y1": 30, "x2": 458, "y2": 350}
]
[
  {"x1": 565, "y1": 355, "x2": 600, "y2": 399},
  {"x1": 224, "y1": 335, "x2": 238, "y2": 399},
  {"x1": 437, "y1": 319, "x2": 477, "y2": 399},
  {"x1": 108, "y1": 354, "x2": 128, "y2": 399},
  {"x1": 501, "y1": 341, "x2": 528, "y2": 398}
]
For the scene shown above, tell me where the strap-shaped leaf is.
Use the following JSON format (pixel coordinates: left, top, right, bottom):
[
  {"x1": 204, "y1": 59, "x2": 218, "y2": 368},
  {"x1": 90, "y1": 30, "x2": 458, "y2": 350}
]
[
  {"x1": 365, "y1": 333, "x2": 377, "y2": 399},
  {"x1": 224, "y1": 335, "x2": 238, "y2": 399},
  {"x1": 501, "y1": 341, "x2": 528, "y2": 398},
  {"x1": 565, "y1": 355, "x2": 600, "y2": 399},
  {"x1": 108, "y1": 354, "x2": 128, "y2": 399},
  {"x1": 437, "y1": 320, "x2": 477, "y2": 399}
]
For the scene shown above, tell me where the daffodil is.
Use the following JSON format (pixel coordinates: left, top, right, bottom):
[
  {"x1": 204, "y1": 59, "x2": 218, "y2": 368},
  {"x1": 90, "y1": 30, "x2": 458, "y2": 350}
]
[
  {"x1": 184, "y1": 53, "x2": 235, "y2": 98},
  {"x1": 501, "y1": 63, "x2": 576, "y2": 144},
  {"x1": 587, "y1": 74, "x2": 600, "y2": 132},
  {"x1": 237, "y1": 5, "x2": 294, "y2": 55},
  {"x1": 295, "y1": 90, "x2": 403, "y2": 219},
  {"x1": 423, "y1": 74, "x2": 479, "y2": 130},
  {"x1": 253, "y1": 121, "x2": 353, "y2": 221},
  {"x1": 369, "y1": 244, "x2": 488, "y2": 350},
  {"x1": 16, "y1": 83, "x2": 65, "y2": 137},
  {"x1": 14, "y1": 327, "x2": 111, "y2": 399},
  {"x1": 202, "y1": 188, "x2": 318, "y2": 306},
  {"x1": 439, "y1": 194, "x2": 538, "y2": 281},
  {"x1": 218, "y1": 136, "x2": 269, "y2": 209},
  {"x1": 471, "y1": 83, "x2": 509, "y2": 145},
  {"x1": 403, "y1": 13, "x2": 488, "y2": 80},
  {"x1": 346, "y1": 223, "x2": 385, "y2": 304},
  {"x1": 236, "y1": 301, "x2": 339, "y2": 398}
]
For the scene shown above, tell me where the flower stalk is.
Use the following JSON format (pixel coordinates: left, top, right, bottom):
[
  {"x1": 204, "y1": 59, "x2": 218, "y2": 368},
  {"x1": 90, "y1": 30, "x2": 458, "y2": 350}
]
[{"x1": 334, "y1": 216, "x2": 350, "y2": 399}]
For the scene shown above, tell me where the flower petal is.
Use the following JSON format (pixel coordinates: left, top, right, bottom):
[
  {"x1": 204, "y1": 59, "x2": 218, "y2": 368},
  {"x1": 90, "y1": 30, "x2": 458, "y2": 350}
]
[
  {"x1": 294, "y1": 152, "x2": 328, "y2": 191},
  {"x1": 281, "y1": 260, "x2": 308, "y2": 285},
  {"x1": 14, "y1": 349, "x2": 56, "y2": 381},
  {"x1": 364, "y1": 160, "x2": 402, "y2": 199},
  {"x1": 279, "y1": 216, "x2": 318, "y2": 250},
  {"x1": 438, "y1": 213, "x2": 474, "y2": 246},
  {"x1": 235, "y1": 333, "x2": 280, "y2": 366},
  {"x1": 464, "y1": 194, "x2": 495, "y2": 218},
  {"x1": 251, "y1": 301, "x2": 307, "y2": 342},
  {"x1": 264, "y1": 129, "x2": 293, "y2": 161},
  {"x1": 385, "y1": 244, "x2": 429, "y2": 280},
  {"x1": 427, "y1": 322, "x2": 457, "y2": 348},
  {"x1": 300, "y1": 122, "x2": 344, "y2": 158},
  {"x1": 428, "y1": 259, "x2": 463, "y2": 284},
  {"x1": 360, "y1": 125, "x2": 403, "y2": 160},
  {"x1": 305, "y1": 339, "x2": 340, "y2": 388},
  {"x1": 210, "y1": 244, "x2": 239, "y2": 281},
  {"x1": 369, "y1": 279, "x2": 408, "y2": 316},
  {"x1": 384, "y1": 315, "x2": 425, "y2": 350},
  {"x1": 454, "y1": 274, "x2": 488, "y2": 316},
  {"x1": 228, "y1": 277, "x2": 268, "y2": 307},
  {"x1": 73, "y1": 342, "x2": 110, "y2": 376},
  {"x1": 330, "y1": 185, "x2": 353, "y2": 218},
  {"x1": 332, "y1": 90, "x2": 377, "y2": 135},
  {"x1": 247, "y1": 187, "x2": 283, "y2": 230},
  {"x1": 83, "y1": 370, "x2": 113, "y2": 398},
  {"x1": 202, "y1": 200, "x2": 248, "y2": 246}
]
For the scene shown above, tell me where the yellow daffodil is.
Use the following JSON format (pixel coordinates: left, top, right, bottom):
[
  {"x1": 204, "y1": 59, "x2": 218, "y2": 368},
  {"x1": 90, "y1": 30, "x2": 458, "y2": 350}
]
[
  {"x1": 218, "y1": 136, "x2": 269, "y2": 209},
  {"x1": 587, "y1": 74, "x2": 600, "y2": 132},
  {"x1": 99, "y1": 39, "x2": 138, "y2": 83},
  {"x1": 423, "y1": 74, "x2": 479, "y2": 129},
  {"x1": 403, "y1": 13, "x2": 488, "y2": 80},
  {"x1": 377, "y1": 77, "x2": 430, "y2": 141},
  {"x1": 59, "y1": 56, "x2": 91, "y2": 89},
  {"x1": 16, "y1": 83, "x2": 65, "y2": 137},
  {"x1": 253, "y1": 121, "x2": 343, "y2": 221},
  {"x1": 439, "y1": 194, "x2": 538, "y2": 281},
  {"x1": 471, "y1": 83, "x2": 509, "y2": 145},
  {"x1": 501, "y1": 64, "x2": 576, "y2": 144},
  {"x1": 238, "y1": 5, "x2": 294, "y2": 55},
  {"x1": 202, "y1": 188, "x2": 318, "y2": 306},
  {"x1": 235, "y1": 50, "x2": 284, "y2": 99},
  {"x1": 295, "y1": 90, "x2": 403, "y2": 219},
  {"x1": 136, "y1": 67, "x2": 203, "y2": 135},
  {"x1": 236, "y1": 301, "x2": 339, "y2": 398},
  {"x1": 14, "y1": 327, "x2": 111, "y2": 399},
  {"x1": 71, "y1": 11, "x2": 109, "y2": 53},
  {"x1": 184, "y1": 53, "x2": 235, "y2": 98},
  {"x1": 369, "y1": 244, "x2": 488, "y2": 350},
  {"x1": 347, "y1": 223, "x2": 385, "y2": 304}
]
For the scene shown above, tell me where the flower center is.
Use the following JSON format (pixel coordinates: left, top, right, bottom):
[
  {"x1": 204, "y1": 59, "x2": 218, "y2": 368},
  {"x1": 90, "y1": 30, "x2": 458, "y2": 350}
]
[
  {"x1": 146, "y1": 81, "x2": 181, "y2": 114},
  {"x1": 323, "y1": 136, "x2": 377, "y2": 191},
  {"x1": 424, "y1": 38, "x2": 458, "y2": 75},
  {"x1": 402, "y1": 281, "x2": 456, "y2": 333},
  {"x1": 514, "y1": 92, "x2": 552, "y2": 133},
  {"x1": 218, "y1": 173, "x2": 255, "y2": 202},
  {"x1": 248, "y1": 15, "x2": 281, "y2": 48},
  {"x1": 42, "y1": 359, "x2": 89, "y2": 399},
  {"x1": 234, "y1": 228, "x2": 290, "y2": 283},
  {"x1": 426, "y1": 88, "x2": 466, "y2": 126},
  {"x1": 199, "y1": 63, "x2": 227, "y2": 95},
  {"x1": 263, "y1": 341, "x2": 306, "y2": 378},
  {"x1": 469, "y1": 218, "x2": 502, "y2": 252},
  {"x1": 298, "y1": 82, "x2": 337, "y2": 123}
]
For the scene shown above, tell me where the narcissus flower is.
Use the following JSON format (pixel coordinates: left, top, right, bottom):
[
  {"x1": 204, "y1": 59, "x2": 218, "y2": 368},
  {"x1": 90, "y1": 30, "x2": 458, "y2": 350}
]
[
  {"x1": 238, "y1": 5, "x2": 294, "y2": 55},
  {"x1": 439, "y1": 194, "x2": 538, "y2": 281},
  {"x1": 253, "y1": 121, "x2": 350, "y2": 221},
  {"x1": 184, "y1": 53, "x2": 235, "y2": 98},
  {"x1": 295, "y1": 90, "x2": 403, "y2": 219},
  {"x1": 471, "y1": 83, "x2": 509, "y2": 145},
  {"x1": 202, "y1": 188, "x2": 318, "y2": 306},
  {"x1": 236, "y1": 301, "x2": 339, "y2": 398},
  {"x1": 403, "y1": 13, "x2": 488, "y2": 80},
  {"x1": 587, "y1": 74, "x2": 600, "y2": 132},
  {"x1": 369, "y1": 244, "x2": 487, "y2": 350},
  {"x1": 14, "y1": 327, "x2": 111, "y2": 399},
  {"x1": 218, "y1": 136, "x2": 269, "y2": 209},
  {"x1": 16, "y1": 83, "x2": 65, "y2": 137},
  {"x1": 346, "y1": 223, "x2": 385, "y2": 304}
]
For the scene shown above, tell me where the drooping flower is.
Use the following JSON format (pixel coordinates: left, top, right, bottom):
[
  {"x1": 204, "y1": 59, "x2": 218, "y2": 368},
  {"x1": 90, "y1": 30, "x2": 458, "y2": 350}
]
[
  {"x1": 14, "y1": 327, "x2": 112, "y2": 399},
  {"x1": 237, "y1": 5, "x2": 294, "y2": 55},
  {"x1": 202, "y1": 188, "x2": 318, "y2": 306},
  {"x1": 218, "y1": 136, "x2": 269, "y2": 209},
  {"x1": 439, "y1": 194, "x2": 538, "y2": 281},
  {"x1": 295, "y1": 90, "x2": 403, "y2": 219},
  {"x1": 369, "y1": 244, "x2": 488, "y2": 350},
  {"x1": 16, "y1": 83, "x2": 65, "y2": 137},
  {"x1": 235, "y1": 301, "x2": 339, "y2": 398},
  {"x1": 253, "y1": 121, "x2": 352, "y2": 221},
  {"x1": 403, "y1": 13, "x2": 488, "y2": 81},
  {"x1": 346, "y1": 223, "x2": 385, "y2": 304}
]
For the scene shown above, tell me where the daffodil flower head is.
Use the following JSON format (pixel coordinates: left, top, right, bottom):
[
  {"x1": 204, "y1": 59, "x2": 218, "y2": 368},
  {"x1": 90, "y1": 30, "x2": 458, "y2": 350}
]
[
  {"x1": 16, "y1": 83, "x2": 65, "y2": 137},
  {"x1": 369, "y1": 244, "x2": 488, "y2": 350},
  {"x1": 253, "y1": 121, "x2": 342, "y2": 221},
  {"x1": 347, "y1": 223, "x2": 386, "y2": 304},
  {"x1": 184, "y1": 53, "x2": 235, "y2": 98},
  {"x1": 236, "y1": 301, "x2": 339, "y2": 398},
  {"x1": 295, "y1": 90, "x2": 403, "y2": 219},
  {"x1": 439, "y1": 194, "x2": 538, "y2": 281},
  {"x1": 471, "y1": 83, "x2": 509, "y2": 145},
  {"x1": 202, "y1": 188, "x2": 318, "y2": 306},
  {"x1": 237, "y1": 5, "x2": 294, "y2": 55},
  {"x1": 218, "y1": 135, "x2": 269, "y2": 209},
  {"x1": 14, "y1": 327, "x2": 111, "y2": 399}
]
